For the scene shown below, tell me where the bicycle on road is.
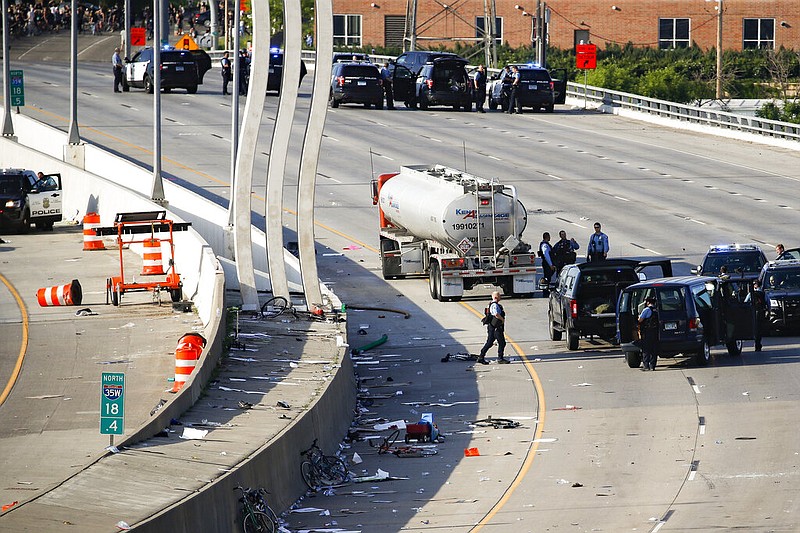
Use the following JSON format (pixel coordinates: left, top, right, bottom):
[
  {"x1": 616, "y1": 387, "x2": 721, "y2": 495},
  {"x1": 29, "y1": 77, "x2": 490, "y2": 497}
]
[
  {"x1": 234, "y1": 485, "x2": 277, "y2": 533},
  {"x1": 299, "y1": 438, "x2": 349, "y2": 491}
]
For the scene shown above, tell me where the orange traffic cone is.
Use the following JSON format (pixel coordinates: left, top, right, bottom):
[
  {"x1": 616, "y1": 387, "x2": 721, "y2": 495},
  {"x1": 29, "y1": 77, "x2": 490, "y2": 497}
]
[
  {"x1": 36, "y1": 280, "x2": 82, "y2": 307},
  {"x1": 169, "y1": 336, "x2": 204, "y2": 393},
  {"x1": 141, "y1": 238, "x2": 165, "y2": 275},
  {"x1": 82, "y1": 213, "x2": 104, "y2": 251}
]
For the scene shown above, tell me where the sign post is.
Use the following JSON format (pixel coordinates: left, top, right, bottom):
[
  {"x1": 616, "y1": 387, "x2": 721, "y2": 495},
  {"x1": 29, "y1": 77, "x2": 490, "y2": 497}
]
[
  {"x1": 10, "y1": 70, "x2": 24, "y2": 108},
  {"x1": 100, "y1": 372, "x2": 125, "y2": 446},
  {"x1": 575, "y1": 44, "x2": 597, "y2": 109}
]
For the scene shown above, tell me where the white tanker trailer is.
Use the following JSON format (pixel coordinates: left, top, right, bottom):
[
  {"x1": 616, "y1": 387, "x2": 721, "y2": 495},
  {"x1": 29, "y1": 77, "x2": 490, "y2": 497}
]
[{"x1": 371, "y1": 164, "x2": 538, "y2": 301}]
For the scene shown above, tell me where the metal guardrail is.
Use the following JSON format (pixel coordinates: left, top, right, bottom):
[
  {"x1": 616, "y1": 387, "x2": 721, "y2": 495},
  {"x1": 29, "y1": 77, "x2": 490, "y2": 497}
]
[{"x1": 565, "y1": 82, "x2": 800, "y2": 143}]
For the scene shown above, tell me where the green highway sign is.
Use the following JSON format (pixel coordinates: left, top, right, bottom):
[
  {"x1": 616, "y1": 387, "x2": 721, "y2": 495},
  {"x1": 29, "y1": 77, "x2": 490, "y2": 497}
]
[
  {"x1": 10, "y1": 70, "x2": 24, "y2": 107},
  {"x1": 100, "y1": 372, "x2": 125, "y2": 435}
]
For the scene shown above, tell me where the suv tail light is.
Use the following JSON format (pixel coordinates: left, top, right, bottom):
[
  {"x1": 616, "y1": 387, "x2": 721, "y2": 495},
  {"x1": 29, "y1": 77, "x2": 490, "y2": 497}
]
[
  {"x1": 549, "y1": 81, "x2": 554, "y2": 91},
  {"x1": 570, "y1": 299, "x2": 578, "y2": 319},
  {"x1": 441, "y1": 258, "x2": 465, "y2": 269},
  {"x1": 336, "y1": 76, "x2": 345, "y2": 87},
  {"x1": 425, "y1": 78, "x2": 434, "y2": 89}
]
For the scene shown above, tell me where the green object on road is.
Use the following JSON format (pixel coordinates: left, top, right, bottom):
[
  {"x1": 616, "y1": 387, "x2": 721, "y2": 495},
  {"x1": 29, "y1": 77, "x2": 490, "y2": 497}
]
[{"x1": 351, "y1": 334, "x2": 388, "y2": 355}]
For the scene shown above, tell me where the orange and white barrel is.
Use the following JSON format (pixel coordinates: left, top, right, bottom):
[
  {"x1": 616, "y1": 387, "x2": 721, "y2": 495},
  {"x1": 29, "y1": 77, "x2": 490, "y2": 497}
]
[
  {"x1": 82, "y1": 213, "x2": 104, "y2": 251},
  {"x1": 37, "y1": 279, "x2": 83, "y2": 307},
  {"x1": 141, "y1": 238, "x2": 165, "y2": 275},
  {"x1": 169, "y1": 339, "x2": 203, "y2": 393}
]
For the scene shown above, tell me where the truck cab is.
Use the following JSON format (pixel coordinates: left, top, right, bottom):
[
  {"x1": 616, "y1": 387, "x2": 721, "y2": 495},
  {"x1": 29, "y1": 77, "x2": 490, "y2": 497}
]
[{"x1": 0, "y1": 169, "x2": 62, "y2": 232}]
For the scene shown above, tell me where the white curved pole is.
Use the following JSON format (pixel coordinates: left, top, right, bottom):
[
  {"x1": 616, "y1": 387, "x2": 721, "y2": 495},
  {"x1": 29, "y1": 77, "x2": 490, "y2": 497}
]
[
  {"x1": 264, "y1": 0, "x2": 301, "y2": 300},
  {"x1": 232, "y1": 0, "x2": 270, "y2": 311},
  {"x1": 297, "y1": 0, "x2": 333, "y2": 309}
]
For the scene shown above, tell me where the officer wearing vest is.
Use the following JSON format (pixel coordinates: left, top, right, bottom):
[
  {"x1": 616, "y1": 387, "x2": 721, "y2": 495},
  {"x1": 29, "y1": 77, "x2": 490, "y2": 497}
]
[
  {"x1": 638, "y1": 297, "x2": 659, "y2": 370},
  {"x1": 539, "y1": 232, "x2": 555, "y2": 296},
  {"x1": 587, "y1": 222, "x2": 609, "y2": 262},
  {"x1": 478, "y1": 291, "x2": 509, "y2": 365}
]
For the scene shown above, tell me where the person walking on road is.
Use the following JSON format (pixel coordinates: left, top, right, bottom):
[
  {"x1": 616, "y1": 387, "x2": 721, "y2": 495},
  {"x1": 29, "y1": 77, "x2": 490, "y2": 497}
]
[
  {"x1": 473, "y1": 64, "x2": 486, "y2": 113},
  {"x1": 381, "y1": 62, "x2": 394, "y2": 110},
  {"x1": 539, "y1": 232, "x2": 555, "y2": 295},
  {"x1": 507, "y1": 65, "x2": 521, "y2": 114},
  {"x1": 638, "y1": 297, "x2": 659, "y2": 370},
  {"x1": 478, "y1": 291, "x2": 509, "y2": 365},
  {"x1": 112, "y1": 47, "x2": 124, "y2": 92},
  {"x1": 220, "y1": 51, "x2": 232, "y2": 95},
  {"x1": 552, "y1": 230, "x2": 580, "y2": 273},
  {"x1": 587, "y1": 222, "x2": 609, "y2": 262}
]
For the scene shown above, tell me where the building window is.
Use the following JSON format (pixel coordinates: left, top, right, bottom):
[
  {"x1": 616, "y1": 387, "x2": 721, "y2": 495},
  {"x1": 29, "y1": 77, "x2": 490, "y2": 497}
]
[
  {"x1": 475, "y1": 17, "x2": 503, "y2": 45},
  {"x1": 743, "y1": 18, "x2": 775, "y2": 49},
  {"x1": 333, "y1": 14, "x2": 362, "y2": 47},
  {"x1": 658, "y1": 18, "x2": 690, "y2": 49}
]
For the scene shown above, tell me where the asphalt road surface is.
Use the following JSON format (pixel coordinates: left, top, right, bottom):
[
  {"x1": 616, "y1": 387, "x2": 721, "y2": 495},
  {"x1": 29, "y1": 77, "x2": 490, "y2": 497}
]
[{"x1": 4, "y1": 37, "x2": 800, "y2": 531}]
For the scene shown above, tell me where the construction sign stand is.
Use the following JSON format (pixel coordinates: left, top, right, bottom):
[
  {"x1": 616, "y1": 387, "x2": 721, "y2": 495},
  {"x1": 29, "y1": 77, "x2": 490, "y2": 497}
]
[{"x1": 97, "y1": 211, "x2": 191, "y2": 306}]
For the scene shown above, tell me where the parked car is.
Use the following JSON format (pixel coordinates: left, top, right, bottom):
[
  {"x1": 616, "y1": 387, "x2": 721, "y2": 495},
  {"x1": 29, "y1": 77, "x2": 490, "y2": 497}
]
[
  {"x1": 755, "y1": 259, "x2": 800, "y2": 335},
  {"x1": 548, "y1": 259, "x2": 672, "y2": 350},
  {"x1": 692, "y1": 243, "x2": 767, "y2": 280},
  {"x1": 618, "y1": 276, "x2": 756, "y2": 368},
  {"x1": 488, "y1": 63, "x2": 555, "y2": 113},
  {"x1": 391, "y1": 51, "x2": 472, "y2": 110},
  {"x1": 264, "y1": 48, "x2": 308, "y2": 94},
  {"x1": 0, "y1": 169, "x2": 62, "y2": 232},
  {"x1": 329, "y1": 61, "x2": 384, "y2": 109},
  {"x1": 123, "y1": 47, "x2": 199, "y2": 94}
]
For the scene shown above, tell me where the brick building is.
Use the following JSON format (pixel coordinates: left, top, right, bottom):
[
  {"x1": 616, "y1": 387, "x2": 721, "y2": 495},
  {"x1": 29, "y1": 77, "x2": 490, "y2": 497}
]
[{"x1": 332, "y1": 0, "x2": 799, "y2": 52}]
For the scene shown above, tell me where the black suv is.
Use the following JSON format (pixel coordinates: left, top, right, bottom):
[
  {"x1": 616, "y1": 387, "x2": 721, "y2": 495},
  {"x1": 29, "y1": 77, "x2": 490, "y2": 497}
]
[
  {"x1": 329, "y1": 61, "x2": 383, "y2": 109},
  {"x1": 264, "y1": 48, "x2": 308, "y2": 93},
  {"x1": 391, "y1": 52, "x2": 472, "y2": 110},
  {"x1": 618, "y1": 276, "x2": 755, "y2": 368},
  {"x1": 692, "y1": 243, "x2": 767, "y2": 280},
  {"x1": 123, "y1": 47, "x2": 199, "y2": 94},
  {"x1": 488, "y1": 64, "x2": 556, "y2": 112},
  {"x1": 756, "y1": 259, "x2": 800, "y2": 334},
  {"x1": 548, "y1": 259, "x2": 672, "y2": 350}
]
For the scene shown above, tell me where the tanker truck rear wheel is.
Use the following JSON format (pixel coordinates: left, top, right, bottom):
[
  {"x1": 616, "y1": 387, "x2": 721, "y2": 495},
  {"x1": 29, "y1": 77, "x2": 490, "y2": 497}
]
[{"x1": 429, "y1": 263, "x2": 441, "y2": 300}]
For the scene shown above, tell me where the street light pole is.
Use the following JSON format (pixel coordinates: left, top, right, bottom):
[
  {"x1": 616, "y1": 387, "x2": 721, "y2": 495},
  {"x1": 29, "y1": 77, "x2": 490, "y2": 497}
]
[{"x1": 715, "y1": 0, "x2": 723, "y2": 99}]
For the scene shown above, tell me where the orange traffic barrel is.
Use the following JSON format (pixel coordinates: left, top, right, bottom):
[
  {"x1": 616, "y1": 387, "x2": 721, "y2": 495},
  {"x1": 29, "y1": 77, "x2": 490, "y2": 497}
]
[
  {"x1": 179, "y1": 332, "x2": 207, "y2": 349},
  {"x1": 82, "y1": 212, "x2": 104, "y2": 251},
  {"x1": 37, "y1": 279, "x2": 82, "y2": 307},
  {"x1": 141, "y1": 238, "x2": 165, "y2": 275},
  {"x1": 170, "y1": 339, "x2": 203, "y2": 393}
]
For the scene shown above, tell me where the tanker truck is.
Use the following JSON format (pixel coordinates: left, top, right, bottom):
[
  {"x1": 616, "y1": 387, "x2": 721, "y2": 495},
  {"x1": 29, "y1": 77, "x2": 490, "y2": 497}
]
[{"x1": 371, "y1": 164, "x2": 537, "y2": 301}]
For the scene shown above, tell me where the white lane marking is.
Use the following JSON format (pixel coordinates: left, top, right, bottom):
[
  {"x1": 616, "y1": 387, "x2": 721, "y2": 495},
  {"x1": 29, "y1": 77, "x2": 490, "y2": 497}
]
[
  {"x1": 690, "y1": 219, "x2": 707, "y2": 225},
  {"x1": 18, "y1": 36, "x2": 59, "y2": 60},
  {"x1": 613, "y1": 196, "x2": 630, "y2": 202},
  {"x1": 178, "y1": 132, "x2": 202, "y2": 136},
  {"x1": 571, "y1": 222, "x2": 587, "y2": 229},
  {"x1": 324, "y1": 135, "x2": 340, "y2": 142},
  {"x1": 699, "y1": 424, "x2": 706, "y2": 435},
  {"x1": 547, "y1": 174, "x2": 562, "y2": 180},
  {"x1": 378, "y1": 154, "x2": 394, "y2": 161},
  {"x1": 426, "y1": 137, "x2": 443, "y2": 143},
  {"x1": 645, "y1": 248, "x2": 661, "y2": 255},
  {"x1": 688, "y1": 470, "x2": 697, "y2": 481},
  {"x1": 325, "y1": 176, "x2": 342, "y2": 183},
  {"x1": 487, "y1": 155, "x2": 501, "y2": 161},
  {"x1": 77, "y1": 36, "x2": 116, "y2": 58},
  {"x1": 652, "y1": 521, "x2": 666, "y2": 533}
]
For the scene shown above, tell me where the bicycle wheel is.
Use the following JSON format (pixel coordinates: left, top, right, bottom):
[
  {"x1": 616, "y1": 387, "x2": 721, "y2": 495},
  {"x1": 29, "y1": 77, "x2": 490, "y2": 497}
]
[
  {"x1": 243, "y1": 510, "x2": 275, "y2": 533},
  {"x1": 317, "y1": 456, "x2": 349, "y2": 486},
  {"x1": 301, "y1": 460, "x2": 319, "y2": 490}
]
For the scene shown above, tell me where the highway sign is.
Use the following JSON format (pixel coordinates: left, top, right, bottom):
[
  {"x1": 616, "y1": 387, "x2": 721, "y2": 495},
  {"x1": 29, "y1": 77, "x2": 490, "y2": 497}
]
[
  {"x1": 131, "y1": 27, "x2": 146, "y2": 46},
  {"x1": 100, "y1": 372, "x2": 125, "y2": 435},
  {"x1": 10, "y1": 70, "x2": 24, "y2": 107},
  {"x1": 576, "y1": 44, "x2": 597, "y2": 70}
]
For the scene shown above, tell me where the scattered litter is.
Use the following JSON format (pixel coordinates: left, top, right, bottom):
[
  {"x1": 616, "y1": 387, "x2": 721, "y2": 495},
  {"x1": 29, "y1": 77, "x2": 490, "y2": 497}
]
[
  {"x1": 229, "y1": 378, "x2": 247, "y2": 382},
  {"x1": 323, "y1": 253, "x2": 344, "y2": 256},
  {"x1": 352, "y1": 469, "x2": 407, "y2": 483},
  {"x1": 464, "y1": 447, "x2": 480, "y2": 457},
  {"x1": 149, "y1": 399, "x2": 167, "y2": 416},
  {"x1": 533, "y1": 438, "x2": 558, "y2": 443},
  {"x1": 572, "y1": 383, "x2": 592, "y2": 387},
  {"x1": 472, "y1": 417, "x2": 521, "y2": 429},
  {"x1": 374, "y1": 420, "x2": 406, "y2": 431},
  {"x1": 734, "y1": 436, "x2": 757, "y2": 440},
  {"x1": 290, "y1": 507, "x2": 327, "y2": 513},
  {"x1": 119, "y1": 323, "x2": 135, "y2": 329},
  {"x1": 557, "y1": 479, "x2": 570, "y2": 484},
  {"x1": 25, "y1": 394, "x2": 63, "y2": 400},
  {"x1": 238, "y1": 401, "x2": 253, "y2": 409},
  {"x1": 402, "y1": 401, "x2": 477, "y2": 408},
  {"x1": 75, "y1": 308, "x2": 98, "y2": 316},
  {"x1": 277, "y1": 401, "x2": 291, "y2": 409},
  {"x1": 572, "y1": 482, "x2": 583, "y2": 488},
  {"x1": 97, "y1": 360, "x2": 131, "y2": 365},
  {"x1": 351, "y1": 334, "x2": 389, "y2": 355},
  {"x1": 352, "y1": 452, "x2": 363, "y2": 464},
  {"x1": 228, "y1": 357, "x2": 259, "y2": 363},
  {"x1": 2, "y1": 501, "x2": 19, "y2": 512},
  {"x1": 180, "y1": 428, "x2": 209, "y2": 440},
  {"x1": 553, "y1": 405, "x2": 582, "y2": 410},
  {"x1": 343, "y1": 245, "x2": 363, "y2": 250},
  {"x1": 115, "y1": 521, "x2": 131, "y2": 530},
  {"x1": 106, "y1": 446, "x2": 120, "y2": 454},
  {"x1": 742, "y1": 391, "x2": 750, "y2": 396}
]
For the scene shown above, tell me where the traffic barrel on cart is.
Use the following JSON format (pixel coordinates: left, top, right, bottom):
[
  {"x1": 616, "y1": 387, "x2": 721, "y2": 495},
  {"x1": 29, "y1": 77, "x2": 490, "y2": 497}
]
[
  {"x1": 169, "y1": 334, "x2": 206, "y2": 393},
  {"x1": 37, "y1": 279, "x2": 82, "y2": 307},
  {"x1": 82, "y1": 212, "x2": 104, "y2": 251},
  {"x1": 141, "y1": 238, "x2": 165, "y2": 275}
]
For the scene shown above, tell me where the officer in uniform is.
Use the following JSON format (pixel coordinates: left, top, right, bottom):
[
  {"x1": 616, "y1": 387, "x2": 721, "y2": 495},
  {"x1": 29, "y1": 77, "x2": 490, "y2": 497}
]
[
  {"x1": 220, "y1": 51, "x2": 232, "y2": 95},
  {"x1": 507, "y1": 65, "x2": 521, "y2": 114},
  {"x1": 112, "y1": 47, "x2": 124, "y2": 92},
  {"x1": 539, "y1": 232, "x2": 555, "y2": 296},
  {"x1": 473, "y1": 65, "x2": 486, "y2": 113},
  {"x1": 381, "y1": 62, "x2": 394, "y2": 110},
  {"x1": 638, "y1": 297, "x2": 659, "y2": 370},
  {"x1": 587, "y1": 222, "x2": 609, "y2": 262},
  {"x1": 478, "y1": 291, "x2": 509, "y2": 365}
]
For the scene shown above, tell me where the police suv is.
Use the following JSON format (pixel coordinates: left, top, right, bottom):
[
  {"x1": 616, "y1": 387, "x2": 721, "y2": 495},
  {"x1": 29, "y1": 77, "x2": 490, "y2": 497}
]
[{"x1": 0, "y1": 169, "x2": 62, "y2": 232}]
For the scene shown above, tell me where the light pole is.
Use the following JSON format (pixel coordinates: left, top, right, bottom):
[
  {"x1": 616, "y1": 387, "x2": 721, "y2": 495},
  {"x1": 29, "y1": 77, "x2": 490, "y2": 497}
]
[{"x1": 707, "y1": 0, "x2": 723, "y2": 99}]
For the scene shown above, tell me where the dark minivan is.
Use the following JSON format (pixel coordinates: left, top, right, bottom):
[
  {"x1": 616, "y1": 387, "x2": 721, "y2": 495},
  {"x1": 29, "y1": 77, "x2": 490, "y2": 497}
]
[
  {"x1": 617, "y1": 276, "x2": 755, "y2": 368},
  {"x1": 391, "y1": 51, "x2": 472, "y2": 110}
]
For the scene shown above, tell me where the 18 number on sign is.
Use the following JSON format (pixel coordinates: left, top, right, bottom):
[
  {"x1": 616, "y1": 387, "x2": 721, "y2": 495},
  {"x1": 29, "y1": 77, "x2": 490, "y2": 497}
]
[{"x1": 100, "y1": 372, "x2": 125, "y2": 435}]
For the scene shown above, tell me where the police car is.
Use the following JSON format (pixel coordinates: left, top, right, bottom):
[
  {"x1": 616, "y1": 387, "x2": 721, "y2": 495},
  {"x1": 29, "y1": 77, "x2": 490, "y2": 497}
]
[
  {"x1": 0, "y1": 169, "x2": 62, "y2": 232},
  {"x1": 122, "y1": 47, "x2": 200, "y2": 94},
  {"x1": 756, "y1": 259, "x2": 800, "y2": 334},
  {"x1": 692, "y1": 243, "x2": 767, "y2": 280}
]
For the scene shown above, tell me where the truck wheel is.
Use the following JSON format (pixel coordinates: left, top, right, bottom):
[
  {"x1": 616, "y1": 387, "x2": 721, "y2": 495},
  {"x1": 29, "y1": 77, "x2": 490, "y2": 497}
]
[
  {"x1": 548, "y1": 310, "x2": 562, "y2": 341},
  {"x1": 331, "y1": 95, "x2": 339, "y2": 108},
  {"x1": 694, "y1": 341, "x2": 711, "y2": 366},
  {"x1": 625, "y1": 350, "x2": 642, "y2": 368},
  {"x1": 726, "y1": 339, "x2": 742, "y2": 356},
  {"x1": 566, "y1": 328, "x2": 579, "y2": 351},
  {"x1": 429, "y1": 263, "x2": 440, "y2": 300}
]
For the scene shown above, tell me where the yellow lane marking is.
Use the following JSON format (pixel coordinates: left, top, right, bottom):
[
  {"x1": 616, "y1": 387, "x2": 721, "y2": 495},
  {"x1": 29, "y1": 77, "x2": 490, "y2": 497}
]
[
  {"x1": 461, "y1": 302, "x2": 546, "y2": 531},
  {"x1": 0, "y1": 274, "x2": 30, "y2": 407}
]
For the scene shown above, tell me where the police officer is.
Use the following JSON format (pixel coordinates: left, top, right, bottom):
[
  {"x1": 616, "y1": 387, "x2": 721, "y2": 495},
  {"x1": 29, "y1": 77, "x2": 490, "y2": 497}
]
[
  {"x1": 507, "y1": 65, "x2": 521, "y2": 114},
  {"x1": 112, "y1": 47, "x2": 124, "y2": 92},
  {"x1": 381, "y1": 62, "x2": 394, "y2": 110},
  {"x1": 473, "y1": 65, "x2": 486, "y2": 113},
  {"x1": 552, "y1": 230, "x2": 580, "y2": 273},
  {"x1": 478, "y1": 291, "x2": 509, "y2": 365},
  {"x1": 220, "y1": 51, "x2": 232, "y2": 95},
  {"x1": 587, "y1": 222, "x2": 609, "y2": 262},
  {"x1": 638, "y1": 297, "x2": 658, "y2": 370},
  {"x1": 539, "y1": 232, "x2": 555, "y2": 295}
]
